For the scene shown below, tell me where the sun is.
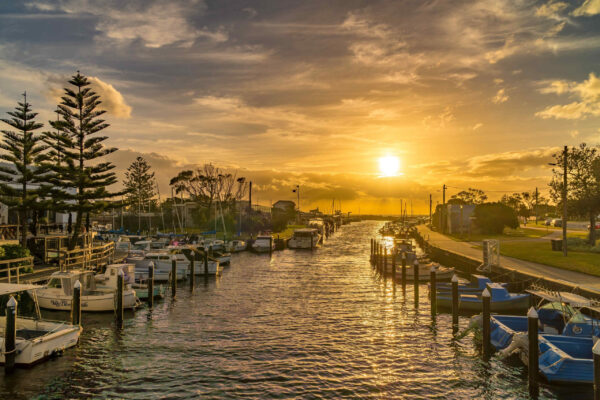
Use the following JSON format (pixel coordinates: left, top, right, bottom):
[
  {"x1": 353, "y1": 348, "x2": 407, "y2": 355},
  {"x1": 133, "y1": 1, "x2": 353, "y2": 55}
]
[{"x1": 378, "y1": 156, "x2": 400, "y2": 177}]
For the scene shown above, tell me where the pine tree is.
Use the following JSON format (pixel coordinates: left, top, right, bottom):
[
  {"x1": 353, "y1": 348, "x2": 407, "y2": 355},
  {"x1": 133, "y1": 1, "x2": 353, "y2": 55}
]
[
  {"x1": 0, "y1": 93, "x2": 49, "y2": 247},
  {"x1": 124, "y1": 156, "x2": 156, "y2": 231},
  {"x1": 48, "y1": 72, "x2": 122, "y2": 249},
  {"x1": 43, "y1": 108, "x2": 70, "y2": 166}
]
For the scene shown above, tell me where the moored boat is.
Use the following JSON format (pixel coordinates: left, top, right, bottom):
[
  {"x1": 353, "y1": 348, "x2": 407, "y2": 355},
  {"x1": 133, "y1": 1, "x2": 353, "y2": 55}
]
[
  {"x1": 288, "y1": 228, "x2": 321, "y2": 249},
  {"x1": 252, "y1": 235, "x2": 274, "y2": 253},
  {"x1": 437, "y1": 283, "x2": 529, "y2": 312}
]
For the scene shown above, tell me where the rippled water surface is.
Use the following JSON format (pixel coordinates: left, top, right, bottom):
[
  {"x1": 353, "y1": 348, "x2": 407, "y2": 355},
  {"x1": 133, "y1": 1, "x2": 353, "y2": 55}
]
[{"x1": 0, "y1": 221, "x2": 592, "y2": 399}]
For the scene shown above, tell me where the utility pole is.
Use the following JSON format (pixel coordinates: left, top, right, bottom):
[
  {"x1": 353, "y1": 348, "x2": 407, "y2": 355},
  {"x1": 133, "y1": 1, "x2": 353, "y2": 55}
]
[
  {"x1": 534, "y1": 187, "x2": 539, "y2": 225},
  {"x1": 442, "y1": 184, "x2": 447, "y2": 233},
  {"x1": 562, "y1": 146, "x2": 568, "y2": 257},
  {"x1": 429, "y1": 194, "x2": 432, "y2": 224}
]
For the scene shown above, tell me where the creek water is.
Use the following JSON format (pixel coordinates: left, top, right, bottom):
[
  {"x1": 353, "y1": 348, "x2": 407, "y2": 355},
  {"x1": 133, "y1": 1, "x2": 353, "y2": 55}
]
[{"x1": 0, "y1": 221, "x2": 592, "y2": 399}]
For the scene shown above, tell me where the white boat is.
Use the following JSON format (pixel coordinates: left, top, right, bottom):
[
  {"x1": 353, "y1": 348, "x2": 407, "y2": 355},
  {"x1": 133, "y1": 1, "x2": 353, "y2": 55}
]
[
  {"x1": 252, "y1": 235, "x2": 274, "y2": 253},
  {"x1": 133, "y1": 252, "x2": 187, "y2": 281},
  {"x1": 203, "y1": 239, "x2": 225, "y2": 252},
  {"x1": 288, "y1": 228, "x2": 322, "y2": 249},
  {"x1": 192, "y1": 258, "x2": 221, "y2": 275},
  {"x1": 227, "y1": 240, "x2": 247, "y2": 253},
  {"x1": 212, "y1": 251, "x2": 231, "y2": 265},
  {"x1": 0, "y1": 283, "x2": 82, "y2": 366},
  {"x1": 34, "y1": 270, "x2": 137, "y2": 312}
]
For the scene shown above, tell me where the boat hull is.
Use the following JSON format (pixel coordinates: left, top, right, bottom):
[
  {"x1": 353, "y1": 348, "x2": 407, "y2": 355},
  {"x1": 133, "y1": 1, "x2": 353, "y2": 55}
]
[
  {"x1": 35, "y1": 290, "x2": 138, "y2": 312},
  {"x1": 437, "y1": 295, "x2": 530, "y2": 312}
]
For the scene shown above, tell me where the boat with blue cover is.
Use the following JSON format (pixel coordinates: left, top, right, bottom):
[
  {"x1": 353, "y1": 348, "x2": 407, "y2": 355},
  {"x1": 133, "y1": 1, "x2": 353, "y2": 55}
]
[
  {"x1": 435, "y1": 274, "x2": 507, "y2": 294},
  {"x1": 437, "y1": 283, "x2": 529, "y2": 312},
  {"x1": 536, "y1": 334, "x2": 593, "y2": 384}
]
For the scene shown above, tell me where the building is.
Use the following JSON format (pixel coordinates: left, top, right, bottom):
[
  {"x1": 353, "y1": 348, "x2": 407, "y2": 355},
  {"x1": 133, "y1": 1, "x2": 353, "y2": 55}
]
[
  {"x1": 272, "y1": 200, "x2": 296, "y2": 212},
  {"x1": 446, "y1": 204, "x2": 476, "y2": 234}
]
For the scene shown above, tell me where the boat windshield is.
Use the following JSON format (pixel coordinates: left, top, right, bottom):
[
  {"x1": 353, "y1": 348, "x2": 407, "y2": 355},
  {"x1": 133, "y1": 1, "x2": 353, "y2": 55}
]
[{"x1": 47, "y1": 278, "x2": 62, "y2": 288}]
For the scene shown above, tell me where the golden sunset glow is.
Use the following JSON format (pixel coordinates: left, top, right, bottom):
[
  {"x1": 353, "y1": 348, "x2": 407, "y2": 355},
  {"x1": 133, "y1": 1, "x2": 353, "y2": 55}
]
[{"x1": 378, "y1": 156, "x2": 400, "y2": 177}]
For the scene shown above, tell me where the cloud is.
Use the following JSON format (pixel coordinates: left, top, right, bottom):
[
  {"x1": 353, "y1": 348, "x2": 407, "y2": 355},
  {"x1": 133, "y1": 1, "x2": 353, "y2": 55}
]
[
  {"x1": 572, "y1": 0, "x2": 600, "y2": 16},
  {"x1": 45, "y1": 74, "x2": 132, "y2": 118},
  {"x1": 536, "y1": 1, "x2": 569, "y2": 19},
  {"x1": 472, "y1": 123, "x2": 483, "y2": 130},
  {"x1": 492, "y1": 88, "x2": 509, "y2": 104},
  {"x1": 536, "y1": 73, "x2": 600, "y2": 119}
]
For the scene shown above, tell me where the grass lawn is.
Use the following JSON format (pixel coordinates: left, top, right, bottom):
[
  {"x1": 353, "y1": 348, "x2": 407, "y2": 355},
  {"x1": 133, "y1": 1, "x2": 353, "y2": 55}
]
[
  {"x1": 274, "y1": 224, "x2": 306, "y2": 240},
  {"x1": 449, "y1": 227, "x2": 549, "y2": 242},
  {"x1": 499, "y1": 241, "x2": 600, "y2": 277}
]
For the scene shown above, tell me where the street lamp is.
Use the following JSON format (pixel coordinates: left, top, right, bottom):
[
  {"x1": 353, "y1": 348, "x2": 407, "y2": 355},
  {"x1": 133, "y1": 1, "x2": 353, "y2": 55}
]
[{"x1": 548, "y1": 145, "x2": 568, "y2": 257}]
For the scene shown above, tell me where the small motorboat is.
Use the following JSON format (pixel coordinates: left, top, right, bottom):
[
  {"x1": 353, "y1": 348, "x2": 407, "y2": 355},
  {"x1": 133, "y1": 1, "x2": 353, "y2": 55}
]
[
  {"x1": 288, "y1": 228, "x2": 322, "y2": 249},
  {"x1": 97, "y1": 264, "x2": 165, "y2": 300},
  {"x1": 389, "y1": 262, "x2": 454, "y2": 282},
  {"x1": 133, "y1": 253, "x2": 187, "y2": 281},
  {"x1": 537, "y1": 334, "x2": 593, "y2": 384},
  {"x1": 212, "y1": 250, "x2": 231, "y2": 266},
  {"x1": 437, "y1": 283, "x2": 529, "y2": 312},
  {"x1": 252, "y1": 235, "x2": 275, "y2": 253},
  {"x1": 227, "y1": 240, "x2": 246, "y2": 252},
  {"x1": 436, "y1": 274, "x2": 507, "y2": 294},
  {"x1": 35, "y1": 270, "x2": 138, "y2": 312}
]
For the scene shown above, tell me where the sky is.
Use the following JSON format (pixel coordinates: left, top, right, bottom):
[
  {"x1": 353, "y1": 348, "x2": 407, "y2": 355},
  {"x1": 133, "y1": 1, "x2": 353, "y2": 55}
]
[{"x1": 1, "y1": 0, "x2": 600, "y2": 214}]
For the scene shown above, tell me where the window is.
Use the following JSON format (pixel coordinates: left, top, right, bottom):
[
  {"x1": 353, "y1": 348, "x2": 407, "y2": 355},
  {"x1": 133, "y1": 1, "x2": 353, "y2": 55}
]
[{"x1": 47, "y1": 278, "x2": 62, "y2": 288}]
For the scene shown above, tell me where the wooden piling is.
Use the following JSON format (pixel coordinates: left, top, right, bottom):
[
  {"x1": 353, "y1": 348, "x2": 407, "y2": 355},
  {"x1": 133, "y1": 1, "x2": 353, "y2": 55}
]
[
  {"x1": 401, "y1": 252, "x2": 406, "y2": 290},
  {"x1": 370, "y1": 239, "x2": 373, "y2": 260},
  {"x1": 384, "y1": 247, "x2": 388, "y2": 275},
  {"x1": 5, "y1": 296, "x2": 16, "y2": 374},
  {"x1": 116, "y1": 269, "x2": 124, "y2": 325},
  {"x1": 204, "y1": 249, "x2": 209, "y2": 276},
  {"x1": 147, "y1": 263, "x2": 154, "y2": 308},
  {"x1": 482, "y1": 288, "x2": 491, "y2": 360},
  {"x1": 528, "y1": 307, "x2": 539, "y2": 396},
  {"x1": 71, "y1": 279, "x2": 81, "y2": 326},
  {"x1": 413, "y1": 259, "x2": 419, "y2": 308},
  {"x1": 171, "y1": 259, "x2": 177, "y2": 297},
  {"x1": 269, "y1": 236, "x2": 273, "y2": 257},
  {"x1": 189, "y1": 259, "x2": 195, "y2": 290},
  {"x1": 593, "y1": 339, "x2": 600, "y2": 400},
  {"x1": 430, "y1": 266, "x2": 437, "y2": 317},
  {"x1": 451, "y1": 274, "x2": 459, "y2": 335},
  {"x1": 311, "y1": 234, "x2": 314, "y2": 251},
  {"x1": 392, "y1": 249, "x2": 396, "y2": 280}
]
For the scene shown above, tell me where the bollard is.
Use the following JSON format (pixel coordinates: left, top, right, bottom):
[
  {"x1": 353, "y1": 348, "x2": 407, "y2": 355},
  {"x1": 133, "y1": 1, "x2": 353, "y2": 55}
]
[
  {"x1": 430, "y1": 266, "x2": 437, "y2": 317},
  {"x1": 401, "y1": 252, "x2": 407, "y2": 290},
  {"x1": 392, "y1": 250, "x2": 396, "y2": 280},
  {"x1": 5, "y1": 296, "x2": 17, "y2": 374},
  {"x1": 482, "y1": 288, "x2": 491, "y2": 360},
  {"x1": 593, "y1": 339, "x2": 600, "y2": 400},
  {"x1": 451, "y1": 274, "x2": 459, "y2": 335},
  {"x1": 413, "y1": 259, "x2": 419, "y2": 307},
  {"x1": 189, "y1": 259, "x2": 195, "y2": 290},
  {"x1": 204, "y1": 250, "x2": 209, "y2": 276},
  {"x1": 269, "y1": 236, "x2": 273, "y2": 257},
  {"x1": 370, "y1": 239, "x2": 373, "y2": 260},
  {"x1": 528, "y1": 307, "x2": 539, "y2": 396},
  {"x1": 116, "y1": 269, "x2": 124, "y2": 326},
  {"x1": 71, "y1": 280, "x2": 81, "y2": 326},
  {"x1": 171, "y1": 259, "x2": 177, "y2": 297},
  {"x1": 147, "y1": 263, "x2": 154, "y2": 308},
  {"x1": 384, "y1": 248, "x2": 388, "y2": 275}
]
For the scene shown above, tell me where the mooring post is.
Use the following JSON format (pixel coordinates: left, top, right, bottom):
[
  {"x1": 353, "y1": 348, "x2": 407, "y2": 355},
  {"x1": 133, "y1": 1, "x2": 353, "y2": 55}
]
[
  {"x1": 5, "y1": 296, "x2": 17, "y2": 374},
  {"x1": 430, "y1": 266, "x2": 437, "y2": 317},
  {"x1": 311, "y1": 234, "x2": 314, "y2": 251},
  {"x1": 116, "y1": 269, "x2": 124, "y2": 326},
  {"x1": 269, "y1": 236, "x2": 273, "y2": 257},
  {"x1": 384, "y1": 247, "x2": 388, "y2": 275},
  {"x1": 147, "y1": 263, "x2": 154, "y2": 308},
  {"x1": 370, "y1": 239, "x2": 373, "y2": 260},
  {"x1": 482, "y1": 288, "x2": 491, "y2": 360},
  {"x1": 528, "y1": 307, "x2": 539, "y2": 397},
  {"x1": 171, "y1": 259, "x2": 177, "y2": 297},
  {"x1": 401, "y1": 252, "x2": 406, "y2": 290},
  {"x1": 593, "y1": 339, "x2": 600, "y2": 400},
  {"x1": 204, "y1": 249, "x2": 209, "y2": 276},
  {"x1": 451, "y1": 274, "x2": 459, "y2": 335},
  {"x1": 413, "y1": 259, "x2": 419, "y2": 308},
  {"x1": 72, "y1": 279, "x2": 81, "y2": 326},
  {"x1": 392, "y1": 249, "x2": 396, "y2": 280},
  {"x1": 189, "y1": 259, "x2": 195, "y2": 290}
]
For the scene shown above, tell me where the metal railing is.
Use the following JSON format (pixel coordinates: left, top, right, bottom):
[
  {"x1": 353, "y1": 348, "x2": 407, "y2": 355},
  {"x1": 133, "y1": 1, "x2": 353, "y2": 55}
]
[
  {"x1": 0, "y1": 257, "x2": 35, "y2": 284},
  {"x1": 58, "y1": 242, "x2": 115, "y2": 271}
]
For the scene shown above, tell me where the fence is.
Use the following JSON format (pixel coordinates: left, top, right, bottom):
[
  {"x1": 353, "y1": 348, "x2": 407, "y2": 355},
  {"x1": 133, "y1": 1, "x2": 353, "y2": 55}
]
[
  {"x1": 0, "y1": 257, "x2": 35, "y2": 284},
  {"x1": 57, "y1": 241, "x2": 115, "y2": 271}
]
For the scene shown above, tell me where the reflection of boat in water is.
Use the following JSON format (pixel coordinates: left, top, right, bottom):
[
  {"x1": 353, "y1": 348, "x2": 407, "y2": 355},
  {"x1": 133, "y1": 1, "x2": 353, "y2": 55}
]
[
  {"x1": 0, "y1": 283, "x2": 82, "y2": 367},
  {"x1": 288, "y1": 229, "x2": 322, "y2": 249},
  {"x1": 34, "y1": 270, "x2": 138, "y2": 312}
]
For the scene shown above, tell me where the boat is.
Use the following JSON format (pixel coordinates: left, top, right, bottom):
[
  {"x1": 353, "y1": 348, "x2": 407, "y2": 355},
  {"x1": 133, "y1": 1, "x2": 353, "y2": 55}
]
[
  {"x1": 537, "y1": 334, "x2": 593, "y2": 384},
  {"x1": 389, "y1": 261, "x2": 454, "y2": 282},
  {"x1": 212, "y1": 250, "x2": 231, "y2": 266},
  {"x1": 288, "y1": 228, "x2": 321, "y2": 249},
  {"x1": 437, "y1": 283, "x2": 529, "y2": 312},
  {"x1": 0, "y1": 283, "x2": 82, "y2": 366},
  {"x1": 252, "y1": 235, "x2": 274, "y2": 253},
  {"x1": 227, "y1": 240, "x2": 247, "y2": 252},
  {"x1": 436, "y1": 274, "x2": 507, "y2": 294},
  {"x1": 97, "y1": 264, "x2": 165, "y2": 300},
  {"x1": 34, "y1": 270, "x2": 138, "y2": 312},
  {"x1": 134, "y1": 253, "x2": 188, "y2": 281}
]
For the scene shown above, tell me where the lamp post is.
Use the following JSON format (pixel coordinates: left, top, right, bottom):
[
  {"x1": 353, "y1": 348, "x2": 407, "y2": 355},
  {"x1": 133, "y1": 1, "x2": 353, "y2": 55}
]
[{"x1": 293, "y1": 185, "x2": 300, "y2": 222}]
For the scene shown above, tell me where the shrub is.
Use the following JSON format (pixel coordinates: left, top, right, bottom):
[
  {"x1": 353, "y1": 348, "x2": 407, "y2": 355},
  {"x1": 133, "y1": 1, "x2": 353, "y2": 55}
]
[
  {"x1": 1, "y1": 244, "x2": 31, "y2": 260},
  {"x1": 474, "y1": 202, "x2": 519, "y2": 234}
]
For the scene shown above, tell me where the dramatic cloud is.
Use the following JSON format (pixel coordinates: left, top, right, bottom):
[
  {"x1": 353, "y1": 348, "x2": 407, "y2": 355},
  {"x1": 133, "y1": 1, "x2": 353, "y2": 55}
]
[
  {"x1": 492, "y1": 88, "x2": 509, "y2": 104},
  {"x1": 536, "y1": 73, "x2": 600, "y2": 119},
  {"x1": 573, "y1": 0, "x2": 600, "y2": 16}
]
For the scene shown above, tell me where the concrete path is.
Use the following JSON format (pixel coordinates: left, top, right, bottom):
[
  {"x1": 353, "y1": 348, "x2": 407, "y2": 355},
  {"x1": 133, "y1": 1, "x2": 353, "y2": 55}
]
[{"x1": 417, "y1": 225, "x2": 600, "y2": 294}]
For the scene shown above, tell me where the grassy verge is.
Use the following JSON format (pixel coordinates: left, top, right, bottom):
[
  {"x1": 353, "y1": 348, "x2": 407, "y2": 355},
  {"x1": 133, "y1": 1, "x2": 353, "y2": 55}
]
[
  {"x1": 499, "y1": 241, "x2": 600, "y2": 277},
  {"x1": 274, "y1": 225, "x2": 306, "y2": 240},
  {"x1": 448, "y1": 227, "x2": 549, "y2": 242}
]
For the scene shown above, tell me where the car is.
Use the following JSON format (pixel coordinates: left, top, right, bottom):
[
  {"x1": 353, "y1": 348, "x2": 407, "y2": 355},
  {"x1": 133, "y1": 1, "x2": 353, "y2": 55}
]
[
  {"x1": 544, "y1": 218, "x2": 552, "y2": 226},
  {"x1": 588, "y1": 222, "x2": 600, "y2": 230},
  {"x1": 552, "y1": 219, "x2": 562, "y2": 227}
]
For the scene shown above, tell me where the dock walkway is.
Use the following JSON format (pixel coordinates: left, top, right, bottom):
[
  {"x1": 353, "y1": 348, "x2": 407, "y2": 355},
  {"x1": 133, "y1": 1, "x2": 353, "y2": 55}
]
[{"x1": 417, "y1": 225, "x2": 600, "y2": 294}]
